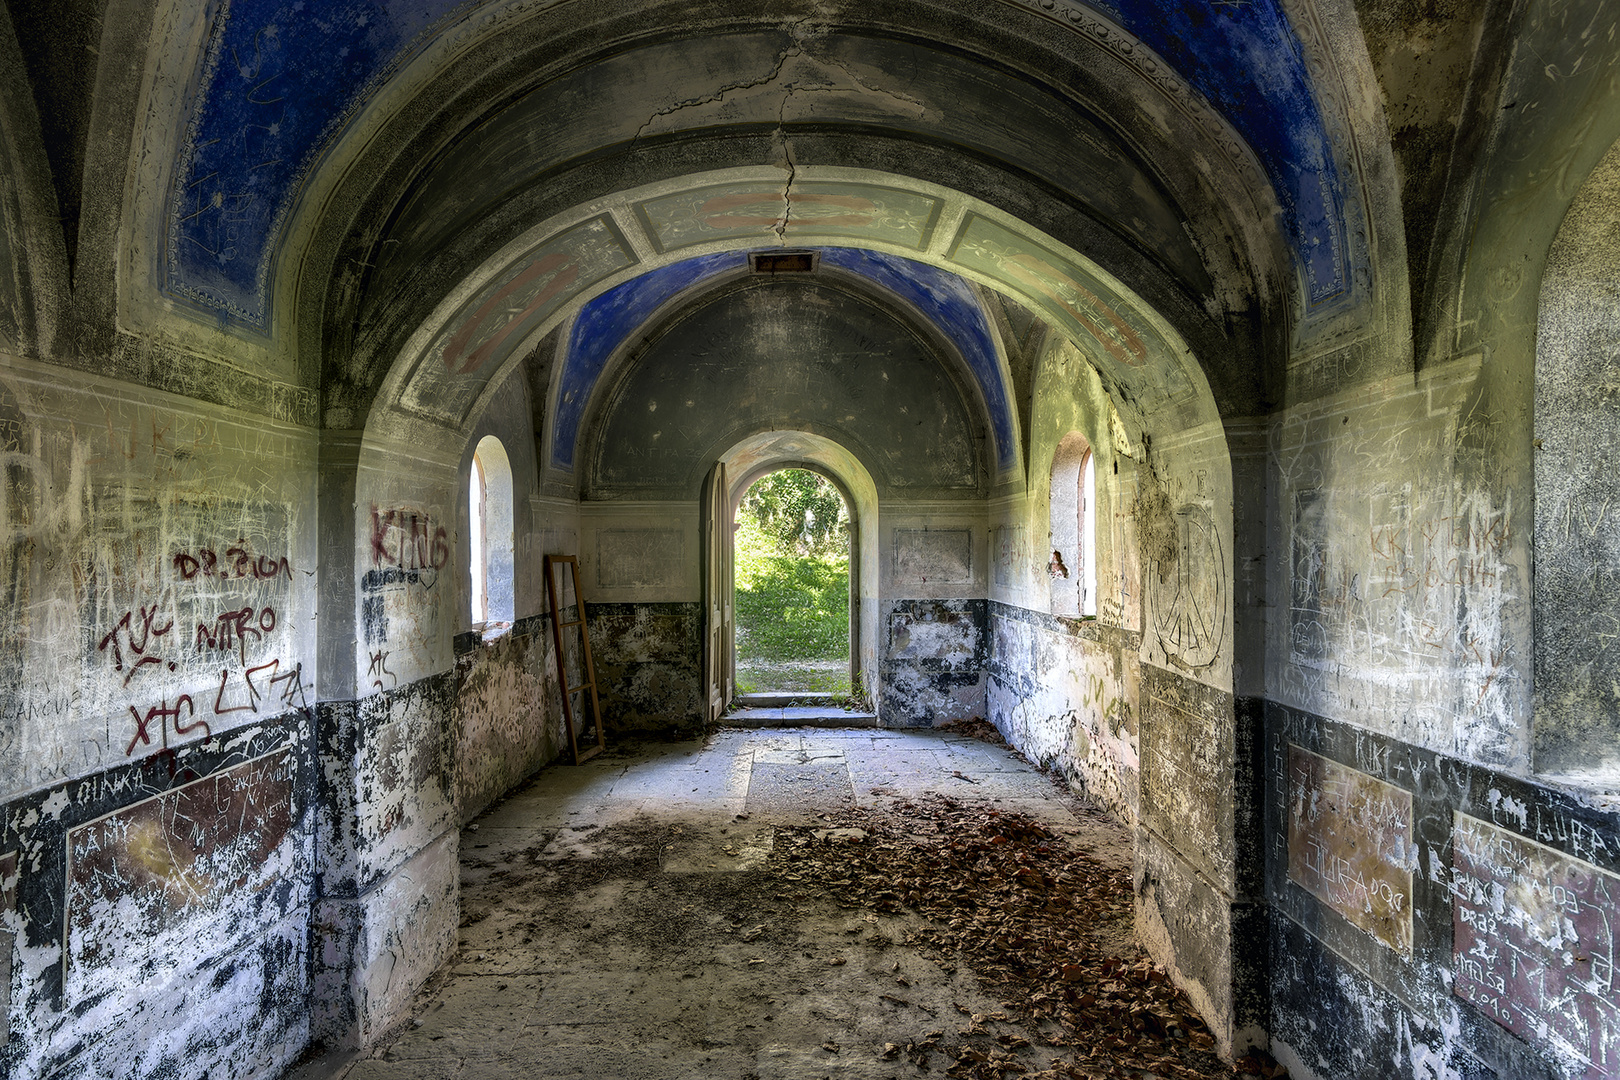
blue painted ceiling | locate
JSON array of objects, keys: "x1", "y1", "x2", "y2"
[
  {"x1": 550, "y1": 249, "x2": 1016, "y2": 475},
  {"x1": 163, "y1": 0, "x2": 1346, "y2": 328}
]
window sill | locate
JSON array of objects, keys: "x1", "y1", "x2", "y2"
[{"x1": 1536, "y1": 767, "x2": 1620, "y2": 813}]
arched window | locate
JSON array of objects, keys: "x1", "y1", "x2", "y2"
[
  {"x1": 469, "y1": 436, "x2": 515, "y2": 626},
  {"x1": 1050, "y1": 431, "x2": 1096, "y2": 617}
]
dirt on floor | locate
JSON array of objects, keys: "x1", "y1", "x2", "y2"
[{"x1": 340, "y1": 743, "x2": 1286, "y2": 1080}]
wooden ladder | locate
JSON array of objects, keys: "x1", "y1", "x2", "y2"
[{"x1": 543, "y1": 554, "x2": 605, "y2": 764}]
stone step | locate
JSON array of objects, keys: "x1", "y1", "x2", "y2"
[{"x1": 722, "y1": 705, "x2": 879, "y2": 728}]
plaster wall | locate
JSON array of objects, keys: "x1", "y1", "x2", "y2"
[
  {"x1": 986, "y1": 335, "x2": 1142, "y2": 825},
  {"x1": 0, "y1": 352, "x2": 320, "y2": 1079}
]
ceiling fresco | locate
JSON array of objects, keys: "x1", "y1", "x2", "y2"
[
  {"x1": 167, "y1": 0, "x2": 473, "y2": 328},
  {"x1": 548, "y1": 247, "x2": 1015, "y2": 478},
  {"x1": 161, "y1": 0, "x2": 1350, "y2": 332}
]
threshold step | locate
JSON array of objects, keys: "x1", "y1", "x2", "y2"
[
  {"x1": 723, "y1": 705, "x2": 879, "y2": 728},
  {"x1": 734, "y1": 692, "x2": 846, "y2": 707}
]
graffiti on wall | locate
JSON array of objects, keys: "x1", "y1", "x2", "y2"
[
  {"x1": 1452, "y1": 813, "x2": 1620, "y2": 1079},
  {"x1": 63, "y1": 748, "x2": 297, "y2": 1003},
  {"x1": 360, "y1": 505, "x2": 451, "y2": 684},
  {"x1": 1286, "y1": 744, "x2": 1415, "y2": 954},
  {"x1": 89, "y1": 532, "x2": 302, "y2": 762},
  {"x1": 1287, "y1": 472, "x2": 1518, "y2": 763},
  {"x1": 1150, "y1": 501, "x2": 1225, "y2": 671}
]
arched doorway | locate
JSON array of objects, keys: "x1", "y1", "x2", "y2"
[
  {"x1": 731, "y1": 467, "x2": 853, "y2": 698},
  {"x1": 703, "y1": 432, "x2": 883, "y2": 717}
]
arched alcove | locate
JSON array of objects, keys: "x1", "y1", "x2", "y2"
[{"x1": 1533, "y1": 133, "x2": 1620, "y2": 782}]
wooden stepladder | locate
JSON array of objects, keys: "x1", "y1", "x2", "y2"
[{"x1": 543, "y1": 555, "x2": 605, "y2": 764}]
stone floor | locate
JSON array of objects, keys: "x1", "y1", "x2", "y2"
[{"x1": 299, "y1": 726, "x2": 1134, "y2": 1080}]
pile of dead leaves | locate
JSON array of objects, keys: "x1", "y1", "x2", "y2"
[
  {"x1": 936, "y1": 717, "x2": 1008, "y2": 745},
  {"x1": 774, "y1": 794, "x2": 1287, "y2": 1080}
]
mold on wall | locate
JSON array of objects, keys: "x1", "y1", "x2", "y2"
[
  {"x1": 879, "y1": 598, "x2": 988, "y2": 726},
  {"x1": 311, "y1": 671, "x2": 459, "y2": 1047},
  {"x1": 586, "y1": 602, "x2": 703, "y2": 735},
  {"x1": 986, "y1": 603, "x2": 1141, "y2": 825},
  {"x1": 583, "y1": 276, "x2": 989, "y2": 500}
]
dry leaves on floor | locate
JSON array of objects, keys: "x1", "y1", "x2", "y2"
[
  {"x1": 774, "y1": 794, "x2": 1289, "y2": 1080},
  {"x1": 935, "y1": 718, "x2": 1008, "y2": 745}
]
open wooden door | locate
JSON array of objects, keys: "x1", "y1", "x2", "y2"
[{"x1": 701, "y1": 461, "x2": 733, "y2": 721}]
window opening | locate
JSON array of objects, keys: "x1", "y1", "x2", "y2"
[
  {"x1": 732, "y1": 468, "x2": 851, "y2": 695},
  {"x1": 1050, "y1": 432, "x2": 1096, "y2": 617},
  {"x1": 469, "y1": 436, "x2": 515, "y2": 628},
  {"x1": 469, "y1": 454, "x2": 487, "y2": 623}
]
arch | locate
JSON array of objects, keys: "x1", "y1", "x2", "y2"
[
  {"x1": 1533, "y1": 133, "x2": 1620, "y2": 781},
  {"x1": 469, "y1": 435, "x2": 514, "y2": 627},
  {"x1": 721, "y1": 431, "x2": 881, "y2": 699},
  {"x1": 578, "y1": 270, "x2": 993, "y2": 501},
  {"x1": 350, "y1": 165, "x2": 1226, "y2": 479},
  {"x1": 1049, "y1": 431, "x2": 1096, "y2": 618}
]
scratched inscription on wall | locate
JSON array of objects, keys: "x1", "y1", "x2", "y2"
[
  {"x1": 596, "y1": 528, "x2": 684, "y2": 589},
  {"x1": 63, "y1": 748, "x2": 296, "y2": 1003},
  {"x1": 1286, "y1": 744, "x2": 1414, "y2": 954},
  {"x1": 1452, "y1": 813, "x2": 1620, "y2": 1078},
  {"x1": 993, "y1": 525, "x2": 1027, "y2": 588},
  {"x1": 894, "y1": 529, "x2": 972, "y2": 585}
]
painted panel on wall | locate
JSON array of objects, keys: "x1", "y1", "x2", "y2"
[
  {"x1": 63, "y1": 748, "x2": 297, "y2": 1003},
  {"x1": 597, "y1": 529, "x2": 685, "y2": 589},
  {"x1": 401, "y1": 216, "x2": 636, "y2": 427},
  {"x1": 635, "y1": 180, "x2": 941, "y2": 253},
  {"x1": 893, "y1": 528, "x2": 972, "y2": 585},
  {"x1": 1453, "y1": 813, "x2": 1620, "y2": 1079},
  {"x1": 1286, "y1": 744, "x2": 1414, "y2": 954},
  {"x1": 948, "y1": 214, "x2": 1199, "y2": 420}
]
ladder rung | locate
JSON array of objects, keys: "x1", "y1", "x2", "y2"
[
  {"x1": 565, "y1": 682, "x2": 594, "y2": 695},
  {"x1": 559, "y1": 618, "x2": 582, "y2": 629}
]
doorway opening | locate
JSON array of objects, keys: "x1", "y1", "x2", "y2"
[{"x1": 732, "y1": 468, "x2": 852, "y2": 696}]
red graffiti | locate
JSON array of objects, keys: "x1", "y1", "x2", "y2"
[
  {"x1": 125, "y1": 695, "x2": 209, "y2": 756},
  {"x1": 212, "y1": 658, "x2": 297, "y2": 716},
  {"x1": 368, "y1": 649, "x2": 396, "y2": 692},
  {"x1": 174, "y1": 544, "x2": 291, "y2": 580},
  {"x1": 369, "y1": 508, "x2": 450, "y2": 571},
  {"x1": 195, "y1": 605, "x2": 277, "y2": 665},
  {"x1": 98, "y1": 605, "x2": 175, "y2": 671}
]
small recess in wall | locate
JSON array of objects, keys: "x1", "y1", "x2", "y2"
[{"x1": 750, "y1": 250, "x2": 818, "y2": 274}]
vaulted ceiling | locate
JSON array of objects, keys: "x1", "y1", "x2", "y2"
[{"x1": 2, "y1": 0, "x2": 1524, "y2": 435}]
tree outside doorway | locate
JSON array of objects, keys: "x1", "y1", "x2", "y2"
[{"x1": 733, "y1": 469, "x2": 852, "y2": 695}]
